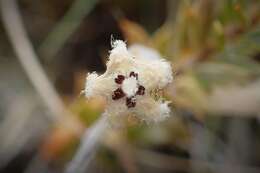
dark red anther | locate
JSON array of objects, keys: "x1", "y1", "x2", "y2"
[
  {"x1": 112, "y1": 88, "x2": 125, "y2": 100},
  {"x1": 136, "y1": 85, "x2": 145, "y2": 95},
  {"x1": 126, "y1": 97, "x2": 136, "y2": 108},
  {"x1": 115, "y1": 75, "x2": 125, "y2": 84},
  {"x1": 129, "y1": 71, "x2": 138, "y2": 79}
]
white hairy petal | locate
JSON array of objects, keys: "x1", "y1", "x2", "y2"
[
  {"x1": 106, "y1": 40, "x2": 135, "y2": 75},
  {"x1": 128, "y1": 44, "x2": 173, "y2": 90},
  {"x1": 103, "y1": 100, "x2": 128, "y2": 118},
  {"x1": 136, "y1": 57, "x2": 173, "y2": 91},
  {"x1": 129, "y1": 44, "x2": 162, "y2": 61},
  {"x1": 85, "y1": 72, "x2": 116, "y2": 99},
  {"x1": 132, "y1": 96, "x2": 171, "y2": 123}
]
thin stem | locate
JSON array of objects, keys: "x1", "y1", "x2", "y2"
[
  {"x1": 65, "y1": 116, "x2": 108, "y2": 173},
  {"x1": 1, "y1": 2, "x2": 109, "y2": 173}
]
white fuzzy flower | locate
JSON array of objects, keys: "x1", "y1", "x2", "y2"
[{"x1": 85, "y1": 40, "x2": 173, "y2": 123}]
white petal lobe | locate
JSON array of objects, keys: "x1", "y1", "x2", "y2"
[
  {"x1": 132, "y1": 96, "x2": 171, "y2": 123},
  {"x1": 85, "y1": 72, "x2": 115, "y2": 99}
]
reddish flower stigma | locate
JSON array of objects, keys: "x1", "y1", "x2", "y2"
[
  {"x1": 137, "y1": 85, "x2": 145, "y2": 95},
  {"x1": 112, "y1": 88, "x2": 125, "y2": 100},
  {"x1": 115, "y1": 75, "x2": 125, "y2": 84},
  {"x1": 129, "y1": 71, "x2": 138, "y2": 79},
  {"x1": 126, "y1": 97, "x2": 136, "y2": 108}
]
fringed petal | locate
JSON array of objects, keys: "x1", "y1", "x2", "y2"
[
  {"x1": 129, "y1": 45, "x2": 173, "y2": 90},
  {"x1": 132, "y1": 96, "x2": 171, "y2": 123},
  {"x1": 85, "y1": 72, "x2": 116, "y2": 99}
]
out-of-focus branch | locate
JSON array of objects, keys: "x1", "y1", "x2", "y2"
[
  {"x1": 0, "y1": 0, "x2": 82, "y2": 133},
  {"x1": 65, "y1": 116, "x2": 108, "y2": 173},
  {"x1": 0, "y1": 1, "x2": 112, "y2": 173},
  {"x1": 38, "y1": 0, "x2": 98, "y2": 60}
]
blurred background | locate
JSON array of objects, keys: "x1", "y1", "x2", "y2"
[{"x1": 0, "y1": 0, "x2": 260, "y2": 172}]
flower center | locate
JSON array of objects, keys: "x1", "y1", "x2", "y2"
[
  {"x1": 112, "y1": 72, "x2": 145, "y2": 108},
  {"x1": 122, "y1": 76, "x2": 138, "y2": 97}
]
